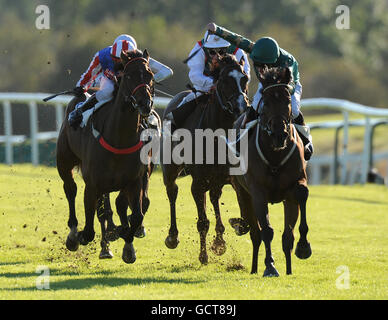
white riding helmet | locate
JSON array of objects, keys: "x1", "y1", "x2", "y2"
[
  {"x1": 113, "y1": 34, "x2": 137, "y2": 49},
  {"x1": 203, "y1": 31, "x2": 230, "y2": 48},
  {"x1": 110, "y1": 40, "x2": 136, "y2": 58}
]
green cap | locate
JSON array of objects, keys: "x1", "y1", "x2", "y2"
[{"x1": 250, "y1": 37, "x2": 280, "y2": 64}]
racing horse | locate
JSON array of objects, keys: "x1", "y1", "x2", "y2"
[
  {"x1": 56, "y1": 49, "x2": 154, "y2": 264},
  {"x1": 232, "y1": 66, "x2": 312, "y2": 276},
  {"x1": 162, "y1": 54, "x2": 249, "y2": 264}
]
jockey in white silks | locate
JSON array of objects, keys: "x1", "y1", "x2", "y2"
[
  {"x1": 68, "y1": 34, "x2": 173, "y2": 129},
  {"x1": 165, "y1": 32, "x2": 250, "y2": 124}
]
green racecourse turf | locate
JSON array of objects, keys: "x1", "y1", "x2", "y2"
[{"x1": 0, "y1": 164, "x2": 387, "y2": 300}]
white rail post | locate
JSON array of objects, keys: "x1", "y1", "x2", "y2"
[
  {"x1": 3, "y1": 100, "x2": 13, "y2": 164},
  {"x1": 361, "y1": 116, "x2": 371, "y2": 184},
  {"x1": 28, "y1": 101, "x2": 39, "y2": 165},
  {"x1": 340, "y1": 111, "x2": 349, "y2": 184},
  {"x1": 55, "y1": 103, "x2": 64, "y2": 133}
]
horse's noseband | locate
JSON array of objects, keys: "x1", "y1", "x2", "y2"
[{"x1": 122, "y1": 57, "x2": 154, "y2": 111}]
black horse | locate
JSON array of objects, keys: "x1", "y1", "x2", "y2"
[
  {"x1": 232, "y1": 67, "x2": 312, "y2": 276},
  {"x1": 57, "y1": 49, "x2": 154, "y2": 264},
  {"x1": 162, "y1": 54, "x2": 249, "y2": 264}
]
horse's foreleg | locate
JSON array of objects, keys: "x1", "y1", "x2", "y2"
[
  {"x1": 76, "y1": 185, "x2": 97, "y2": 245},
  {"x1": 97, "y1": 194, "x2": 115, "y2": 259},
  {"x1": 210, "y1": 187, "x2": 226, "y2": 256},
  {"x1": 63, "y1": 177, "x2": 79, "y2": 251},
  {"x1": 192, "y1": 180, "x2": 209, "y2": 265},
  {"x1": 282, "y1": 200, "x2": 299, "y2": 275},
  {"x1": 163, "y1": 165, "x2": 181, "y2": 249},
  {"x1": 234, "y1": 182, "x2": 261, "y2": 274},
  {"x1": 117, "y1": 180, "x2": 144, "y2": 264},
  {"x1": 57, "y1": 157, "x2": 79, "y2": 252},
  {"x1": 294, "y1": 183, "x2": 312, "y2": 260},
  {"x1": 252, "y1": 193, "x2": 278, "y2": 277}
]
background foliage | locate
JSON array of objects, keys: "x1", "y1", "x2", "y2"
[{"x1": 1, "y1": 0, "x2": 388, "y2": 107}]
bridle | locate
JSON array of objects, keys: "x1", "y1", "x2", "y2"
[
  {"x1": 259, "y1": 83, "x2": 292, "y2": 136},
  {"x1": 121, "y1": 57, "x2": 154, "y2": 111},
  {"x1": 215, "y1": 65, "x2": 248, "y2": 115},
  {"x1": 255, "y1": 83, "x2": 297, "y2": 173}
]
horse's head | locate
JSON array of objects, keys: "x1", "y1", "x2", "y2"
[
  {"x1": 120, "y1": 49, "x2": 154, "y2": 117},
  {"x1": 258, "y1": 67, "x2": 293, "y2": 151},
  {"x1": 213, "y1": 54, "x2": 249, "y2": 119}
]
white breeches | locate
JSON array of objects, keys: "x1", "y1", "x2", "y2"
[
  {"x1": 252, "y1": 82, "x2": 302, "y2": 119},
  {"x1": 95, "y1": 76, "x2": 115, "y2": 102},
  {"x1": 177, "y1": 91, "x2": 205, "y2": 108}
]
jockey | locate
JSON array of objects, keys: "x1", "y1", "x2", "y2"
[
  {"x1": 165, "y1": 31, "x2": 250, "y2": 126},
  {"x1": 68, "y1": 34, "x2": 173, "y2": 128},
  {"x1": 207, "y1": 23, "x2": 313, "y2": 161}
]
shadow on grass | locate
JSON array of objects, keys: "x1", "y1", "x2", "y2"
[
  {"x1": 1, "y1": 274, "x2": 204, "y2": 292},
  {"x1": 310, "y1": 194, "x2": 388, "y2": 205}
]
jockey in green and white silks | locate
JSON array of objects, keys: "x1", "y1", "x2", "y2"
[
  {"x1": 207, "y1": 23, "x2": 313, "y2": 160},
  {"x1": 177, "y1": 31, "x2": 251, "y2": 108}
]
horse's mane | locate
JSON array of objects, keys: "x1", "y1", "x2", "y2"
[
  {"x1": 122, "y1": 49, "x2": 144, "y2": 59},
  {"x1": 259, "y1": 67, "x2": 293, "y2": 88}
]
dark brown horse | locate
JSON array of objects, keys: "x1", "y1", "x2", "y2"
[
  {"x1": 56, "y1": 49, "x2": 154, "y2": 264},
  {"x1": 232, "y1": 67, "x2": 312, "y2": 276},
  {"x1": 162, "y1": 54, "x2": 249, "y2": 264}
]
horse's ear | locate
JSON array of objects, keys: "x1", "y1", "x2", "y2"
[
  {"x1": 120, "y1": 50, "x2": 129, "y2": 63},
  {"x1": 143, "y1": 48, "x2": 150, "y2": 61}
]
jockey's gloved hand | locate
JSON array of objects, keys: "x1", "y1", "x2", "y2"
[{"x1": 73, "y1": 86, "x2": 85, "y2": 97}]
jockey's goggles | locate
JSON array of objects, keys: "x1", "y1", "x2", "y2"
[{"x1": 208, "y1": 48, "x2": 228, "y2": 56}]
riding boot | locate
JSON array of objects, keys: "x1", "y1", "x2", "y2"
[
  {"x1": 168, "y1": 94, "x2": 209, "y2": 129},
  {"x1": 293, "y1": 111, "x2": 314, "y2": 161},
  {"x1": 68, "y1": 94, "x2": 98, "y2": 129}
]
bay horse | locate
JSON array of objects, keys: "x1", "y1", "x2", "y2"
[
  {"x1": 232, "y1": 67, "x2": 312, "y2": 276},
  {"x1": 162, "y1": 54, "x2": 249, "y2": 264},
  {"x1": 56, "y1": 49, "x2": 154, "y2": 264}
]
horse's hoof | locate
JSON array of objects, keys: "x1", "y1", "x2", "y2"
[
  {"x1": 105, "y1": 227, "x2": 120, "y2": 242},
  {"x1": 263, "y1": 264, "x2": 279, "y2": 277},
  {"x1": 165, "y1": 235, "x2": 179, "y2": 249},
  {"x1": 77, "y1": 230, "x2": 94, "y2": 246},
  {"x1": 122, "y1": 243, "x2": 136, "y2": 264},
  {"x1": 134, "y1": 225, "x2": 146, "y2": 238},
  {"x1": 66, "y1": 235, "x2": 79, "y2": 252},
  {"x1": 211, "y1": 238, "x2": 227, "y2": 256},
  {"x1": 295, "y1": 241, "x2": 312, "y2": 259},
  {"x1": 99, "y1": 248, "x2": 114, "y2": 259},
  {"x1": 199, "y1": 252, "x2": 208, "y2": 265},
  {"x1": 229, "y1": 218, "x2": 250, "y2": 236}
]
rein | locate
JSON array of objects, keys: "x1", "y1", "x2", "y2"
[
  {"x1": 91, "y1": 121, "x2": 143, "y2": 155},
  {"x1": 90, "y1": 55, "x2": 153, "y2": 155},
  {"x1": 255, "y1": 122, "x2": 297, "y2": 173}
]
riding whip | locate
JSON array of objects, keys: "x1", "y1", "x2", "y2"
[
  {"x1": 182, "y1": 31, "x2": 211, "y2": 64},
  {"x1": 42, "y1": 90, "x2": 75, "y2": 102}
]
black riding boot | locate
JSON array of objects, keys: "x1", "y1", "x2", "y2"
[
  {"x1": 165, "y1": 94, "x2": 209, "y2": 129},
  {"x1": 293, "y1": 111, "x2": 314, "y2": 161},
  {"x1": 68, "y1": 94, "x2": 98, "y2": 129}
]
